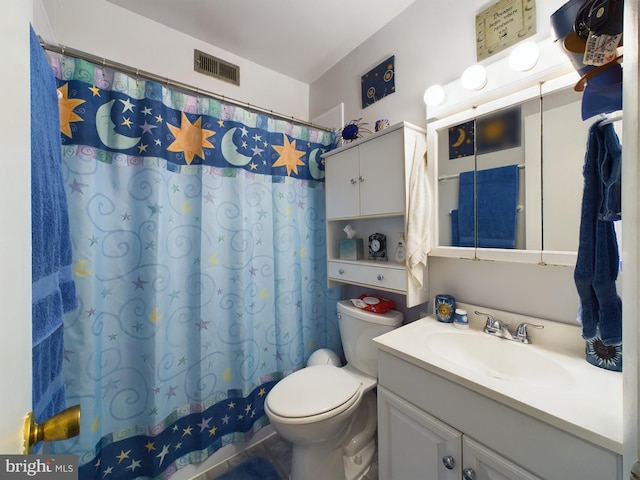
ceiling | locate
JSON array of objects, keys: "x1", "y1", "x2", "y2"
[{"x1": 106, "y1": 0, "x2": 416, "y2": 84}]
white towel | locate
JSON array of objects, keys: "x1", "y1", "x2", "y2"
[{"x1": 406, "y1": 143, "x2": 432, "y2": 288}]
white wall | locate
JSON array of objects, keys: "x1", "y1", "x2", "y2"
[
  {"x1": 0, "y1": 0, "x2": 33, "y2": 453},
  {"x1": 37, "y1": 0, "x2": 311, "y2": 121},
  {"x1": 311, "y1": 0, "x2": 582, "y2": 323},
  {"x1": 311, "y1": 0, "x2": 568, "y2": 127}
]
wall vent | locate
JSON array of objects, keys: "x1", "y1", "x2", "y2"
[{"x1": 194, "y1": 49, "x2": 240, "y2": 86}]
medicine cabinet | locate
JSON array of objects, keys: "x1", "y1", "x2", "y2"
[{"x1": 427, "y1": 73, "x2": 596, "y2": 266}]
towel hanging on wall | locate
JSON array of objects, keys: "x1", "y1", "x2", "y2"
[
  {"x1": 574, "y1": 119, "x2": 622, "y2": 371},
  {"x1": 30, "y1": 25, "x2": 78, "y2": 424},
  {"x1": 406, "y1": 147, "x2": 432, "y2": 288}
]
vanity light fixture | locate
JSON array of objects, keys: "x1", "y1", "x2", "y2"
[
  {"x1": 423, "y1": 84, "x2": 447, "y2": 106},
  {"x1": 508, "y1": 41, "x2": 540, "y2": 72},
  {"x1": 461, "y1": 64, "x2": 487, "y2": 91}
]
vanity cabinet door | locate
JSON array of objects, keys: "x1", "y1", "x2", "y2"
[
  {"x1": 378, "y1": 387, "x2": 461, "y2": 480},
  {"x1": 462, "y1": 436, "x2": 541, "y2": 480}
]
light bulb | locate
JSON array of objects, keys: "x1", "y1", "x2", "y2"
[
  {"x1": 461, "y1": 64, "x2": 487, "y2": 91},
  {"x1": 423, "y1": 85, "x2": 447, "y2": 106},
  {"x1": 508, "y1": 41, "x2": 539, "y2": 72}
]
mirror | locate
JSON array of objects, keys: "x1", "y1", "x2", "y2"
[
  {"x1": 428, "y1": 74, "x2": 594, "y2": 266},
  {"x1": 540, "y1": 86, "x2": 591, "y2": 253}
]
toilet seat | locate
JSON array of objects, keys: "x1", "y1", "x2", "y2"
[{"x1": 266, "y1": 365, "x2": 361, "y2": 419}]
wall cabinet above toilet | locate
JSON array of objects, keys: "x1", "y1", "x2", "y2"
[
  {"x1": 322, "y1": 122, "x2": 429, "y2": 307},
  {"x1": 325, "y1": 127, "x2": 405, "y2": 219}
]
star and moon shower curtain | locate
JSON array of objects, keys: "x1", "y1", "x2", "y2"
[{"x1": 46, "y1": 51, "x2": 341, "y2": 479}]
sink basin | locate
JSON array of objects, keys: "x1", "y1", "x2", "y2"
[{"x1": 423, "y1": 331, "x2": 575, "y2": 388}]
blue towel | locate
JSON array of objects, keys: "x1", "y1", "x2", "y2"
[
  {"x1": 574, "y1": 120, "x2": 622, "y2": 347},
  {"x1": 598, "y1": 121, "x2": 622, "y2": 221},
  {"x1": 477, "y1": 164, "x2": 519, "y2": 248},
  {"x1": 457, "y1": 171, "x2": 475, "y2": 247},
  {"x1": 30, "y1": 25, "x2": 78, "y2": 424},
  {"x1": 457, "y1": 165, "x2": 519, "y2": 249},
  {"x1": 451, "y1": 209, "x2": 459, "y2": 246}
]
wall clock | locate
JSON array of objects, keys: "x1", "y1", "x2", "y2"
[{"x1": 368, "y1": 233, "x2": 388, "y2": 261}]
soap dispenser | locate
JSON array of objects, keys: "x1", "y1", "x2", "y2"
[{"x1": 395, "y1": 233, "x2": 405, "y2": 263}]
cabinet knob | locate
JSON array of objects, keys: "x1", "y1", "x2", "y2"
[
  {"x1": 358, "y1": 175, "x2": 365, "y2": 182},
  {"x1": 338, "y1": 269, "x2": 345, "y2": 275},
  {"x1": 377, "y1": 274, "x2": 384, "y2": 281},
  {"x1": 462, "y1": 468, "x2": 476, "y2": 480},
  {"x1": 442, "y1": 456, "x2": 455, "y2": 470},
  {"x1": 350, "y1": 178, "x2": 357, "y2": 185}
]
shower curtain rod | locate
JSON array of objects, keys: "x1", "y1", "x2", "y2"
[{"x1": 39, "y1": 39, "x2": 333, "y2": 133}]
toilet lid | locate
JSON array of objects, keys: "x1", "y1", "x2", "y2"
[{"x1": 267, "y1": 365, "x2": 361, "y2": 418}]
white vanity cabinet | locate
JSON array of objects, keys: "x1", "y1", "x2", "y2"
[
  {"x1": 377, "y1": 350, "x2": 622, "y2": 480},
  {"x1": 378, "y1": 387, "x2": 540, "y2": 480},
  {"x1": 377, "y1": 387, "x2": 462, "y2": 480},
  {"x1": 323, "y1": 122, "x2": 429, "y2": 307}
]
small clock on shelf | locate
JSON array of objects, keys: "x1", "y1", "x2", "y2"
[{"x1": 368, "y1": 233, "x2": 388, "y2": 261}]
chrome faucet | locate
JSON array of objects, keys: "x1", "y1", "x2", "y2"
[
  {"x1": 475, "y1": 311, "x2": 543, "y2": 344},
  {"x1": 513, "y1": 322, "x2": 544, "y2": 344}
]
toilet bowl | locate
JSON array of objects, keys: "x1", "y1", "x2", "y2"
[{"x1": 264, "y1": 300, "x2": 403, "y2": 480}]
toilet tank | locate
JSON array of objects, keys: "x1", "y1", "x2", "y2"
[{"x1": 336, "y1": 300, "x2": 403, "y2": 378}]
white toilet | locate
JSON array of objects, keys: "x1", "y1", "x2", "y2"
[{"x1": 264, "y1": 299, "x2": 403, "y2": 480}]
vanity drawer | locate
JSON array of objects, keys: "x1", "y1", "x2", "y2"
[{"x1": 328, "y1": 261, "x2": 406, "y2": 291}]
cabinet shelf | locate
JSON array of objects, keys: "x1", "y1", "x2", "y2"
[{"x1": 327, "y1": 259, "x2": 405, "y2": 268}]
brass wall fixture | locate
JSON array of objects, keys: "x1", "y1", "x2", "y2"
[{"x1": 23, "y1": 404, "x2": 80, "y2": 453}]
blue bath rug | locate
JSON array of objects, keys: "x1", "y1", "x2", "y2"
[{"x1": 215, "y1": 456, "x2": 281, "y2": 480}]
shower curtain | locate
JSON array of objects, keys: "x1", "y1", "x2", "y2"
[{"x1": 47, "y1": 52, "x2": 341, "y2": 479}]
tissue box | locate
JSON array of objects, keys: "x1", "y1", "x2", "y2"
[{"x1": 339, "y1": 238, "x2": 364, "y2": 260}]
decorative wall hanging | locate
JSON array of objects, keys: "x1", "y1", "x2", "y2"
[
  {"x1": 476, "y1": 106, "x2": 522, "y2": 155},
  {"x1": 337, "y1": 118, "x2": 371, "y2": 144},
  {"x1": 475, "y1": 0, "x2": 536, "y2": 61},
  {"x1": 361, "y1": 55, "x2": 395, "y2": 108},
  {"x1": 449, "y1": 120, "x2": 475, "y2": 159}
]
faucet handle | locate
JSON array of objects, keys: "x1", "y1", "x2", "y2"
[
  {"x1": 514, "y1": 322, "x2": 544, "y2": 343},
  {"x1": 475, "y1": 311, "x2": 504, "y2": 332}
]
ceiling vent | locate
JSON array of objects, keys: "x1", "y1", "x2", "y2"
[{"x1": 194, "y1": 49, "x2": 240, "y2": 86}]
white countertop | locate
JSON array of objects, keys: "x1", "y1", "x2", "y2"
[{"x1": 374, "y1": 305, "x2": 623, "y2": 454}]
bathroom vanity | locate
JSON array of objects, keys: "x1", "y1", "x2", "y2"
[
  {"x1": 322, "y1": 122, "x2": 429, "y2": 307},
  {"x1": 374, "y1": 305, "x2": 622, "y2": 479}
]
